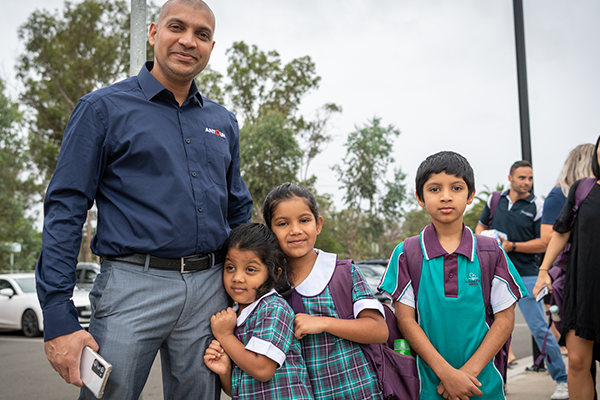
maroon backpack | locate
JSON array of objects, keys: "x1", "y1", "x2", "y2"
[
  {"x1": 288, "y1": 259, "x2": 419, "y2": 400},
  {"x1": 402, "y1": 234, "x2": 512, "y2": 384}
]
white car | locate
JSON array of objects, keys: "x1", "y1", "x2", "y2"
[{"x1": 0, "y1": 273, "x2": 91, "y2": 337}]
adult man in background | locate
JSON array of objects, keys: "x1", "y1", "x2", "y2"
[
  {"x1": 476, "y1": 160, "x2": 568, "y2": 400},
  {"x1": 35, "y1": 1, "x2": 252, "y2": 398}
]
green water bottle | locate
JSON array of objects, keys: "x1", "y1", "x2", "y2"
[{"x1": 394, "y1": 339, "x2": 411, "y2": 355}]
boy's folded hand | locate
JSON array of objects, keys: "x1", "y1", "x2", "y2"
[{"x1": 437, "y1": 367, "x2": 482, "y2": 400}]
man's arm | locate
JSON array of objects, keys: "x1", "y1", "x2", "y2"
[
  {"x1": 37, "y1": 99, "x2": 106, "y2": 384},
  {"x1": 499, "y1": 237, "x2": 546, "y2": 254},
  {"x1": 395, "y1": 301, "x2": 483, "y2": 399},
  {"x1": 475, "y1": 222, "x2": 487, "y2": 235},
  {"x1": 225, "y1": 115, "x2": 253, "y2": 228}
]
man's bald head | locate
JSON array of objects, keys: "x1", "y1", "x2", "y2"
[{"x1": 158, "y1": 0, "x2": 216, "y2": 31}]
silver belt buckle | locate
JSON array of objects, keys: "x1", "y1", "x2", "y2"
[{"x1": 180, "y1": 253, "x2": 213, "y2": 273}]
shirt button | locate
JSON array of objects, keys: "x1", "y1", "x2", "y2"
[
  {"x1": 449, "y1": 273, "x2": 454, "y2": 278},
  {"x1": 191, "y1": 172, "x2": 197, "y2": 177},
  {"x1": 186, "y1": 138, "x2": 191, "y2": 144},
  {"x1": 179, "y1": 109, "x2": 182, "y2": 113},
  {"x1": 198, "y1": 207, "x2": 203, "y2": 212}
]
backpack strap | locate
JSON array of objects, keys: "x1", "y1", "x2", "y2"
[
  {"x1": 474, "y1": 235, "x2": 500, "y2": 320},
  {"x1": 570, "y1": 177, "x2": 596, "y2": 227},
  {"x1": 487, "y1": 191, "x2": 502, "y2": 228},
  {"x1": 402, "y1": 235, "x2": 424, "y2": 300},
  {"x1": 328, "y1": 258, "x2": 355, "y2": 320}
]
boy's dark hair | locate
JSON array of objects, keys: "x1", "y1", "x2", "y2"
[
  {"x1": 415, "y1": 151, "x2": 475, "y2": 202},
  {"x1": 227, "y1": 222, "x2": 291, "y2": 298},
  {"x1": 593, "y1": 135, "x2": 600, "y2": 180},
  {"x1": 509, "y1": 160, "x2": 532, "y2": 175},
  {"x1": 262, "y1": 182, "x2": 319, "y2": 229}
]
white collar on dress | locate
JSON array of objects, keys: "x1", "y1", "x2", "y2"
[
  {"x1": 235, "y1": 288, "x2": 279, "y2": 326},
  {"x1": 294, "y1": 249, "x2": 337, "y2": 297}
]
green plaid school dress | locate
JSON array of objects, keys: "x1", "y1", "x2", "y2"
[
  {"x1": 232, "y1": 290, "x2": 314, "y2": 400},
  {"x1": 295, "y1": 250, "x2": 383, "y2": 400}
]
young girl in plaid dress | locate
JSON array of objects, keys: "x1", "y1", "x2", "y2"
[
  {"x1": 203, "y1": 223, "x2": 314, "y2": 400},
  {"x1": 263, "y1": 183, "x2": 388, "y2": 400}
]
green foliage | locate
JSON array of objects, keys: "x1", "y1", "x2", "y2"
[
  {"x1": 0, "y1": 80, "x2": 42, "y2": 271},
  {"x1": 332, "y1": 117, "x2": 407, "y2": 258},
  {"x1": 204, "y1": 41, "x2": 341, "y2": 213},
  {"x1": 463, "y1": 184, "x2": 505, "y2": 231},
  {"x1": 16, "y1": 0, "x2": 160, "y2": 184},
  {"x1": 240, "y1": 111, "x2": 302, "y2": 222},
  {"x1": 225, "y1": 41, "x2": 321, "y2": 125}
]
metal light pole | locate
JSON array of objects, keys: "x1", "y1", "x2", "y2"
[
  {"x1": 513, "y1": 0, "x2": 532, "y2": 164},
  {"x1": 130, "y1": 0, "x2": 147, "y2": 77}
]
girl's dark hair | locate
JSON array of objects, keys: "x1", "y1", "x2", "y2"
[
  {"x1": 593, "y1": 135, "x2": 600, "y2": 180},
  {"x1": 262, "y1": 182, "x2": 319, "y2": 228},
  {"x1": 227, "y1": 222, "x2": 291, "y2": 298},
  {"x1": 415, "y1": 151, "x2": 475, "y2": 202}
]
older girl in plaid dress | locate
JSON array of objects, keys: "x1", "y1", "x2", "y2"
[
  {"x1": 263, "y1": 183, "x2": 388, "y2": 400},
  {"x1": 203, "y1": 223, "x2": 313, "y2": 400}
]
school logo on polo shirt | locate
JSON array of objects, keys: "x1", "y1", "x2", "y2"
[{"x1": 466, "y1": 272, "x2": 480, "y2": 286}]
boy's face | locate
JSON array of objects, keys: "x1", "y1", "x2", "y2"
[{"x1": 416, "y1": 172, "x2": 475, "y2": 227}]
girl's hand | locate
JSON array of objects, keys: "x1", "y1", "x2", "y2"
[
  {"x1": 294, "y1": 313, "x2": 327, "y2": 339},
  {"x1": 533, "y1": 270, "x2": 553, "y2": 297},
  {"x1": 210, "y1": 308, "x2": 237, "y2": 341},
  {"x1": 203, "y1": 340, "x2": 231, "y2": 376}
]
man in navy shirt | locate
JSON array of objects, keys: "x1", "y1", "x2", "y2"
[
  {"x1": 476, "y1": 161, "x2": 568, "y2": 400},
  {"x1": 35, "y1": 1, "x2": 252, "y2": 398}
]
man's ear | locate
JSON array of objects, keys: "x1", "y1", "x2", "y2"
[{"x1": 148, "y1": 23, "x2": 157, "y2": 46}]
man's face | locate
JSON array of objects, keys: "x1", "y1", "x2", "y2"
[
  {"x1": 148, "y1": 2, "x2": 215, "y2": 87},
  {"x1": 508, "y1": 166, "x2": 533, "y2": 195}
]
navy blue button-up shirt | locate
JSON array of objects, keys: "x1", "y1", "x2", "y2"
[{"x1": 36, "y1": 62, "x2": 253, "y2": 340}]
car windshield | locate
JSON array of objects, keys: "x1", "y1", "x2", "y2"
[{"x1": 14, "y1": 277, "x2": 36, "y2": 293}]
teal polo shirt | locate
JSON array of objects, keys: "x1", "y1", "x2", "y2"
[{"x1": 379, "y1": 224, "x2": 527, "y2": 400}]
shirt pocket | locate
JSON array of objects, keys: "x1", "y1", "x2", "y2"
[{"x1": 204, "y1": 130, "x2": 232, "y2": 187}]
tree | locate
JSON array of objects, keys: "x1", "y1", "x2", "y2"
[
  {"x1": 0, "y1": 80, "x2": 41, "y2": 271},
  {"x1": 17, "y1": 0, "x2": 132, "y2": 184},
  {"x1": 333, "y1": 117, "x2": 406, "y2": 258},
  {"x1": 240, "y1": 111, "x2": 302, "y2": 221},
  {"x1": 201, "y1": 41, "x2": 341, "y2": 216}
]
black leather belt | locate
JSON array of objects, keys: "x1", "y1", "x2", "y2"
[{"x1": 102, "y1": 251, "x2": 225, "y2": 273}]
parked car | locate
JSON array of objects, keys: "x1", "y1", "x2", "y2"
[
  {"x1": 355, "y1": 259, "x2": 389, "y2": 303},
  {"x1": 76, "y1": 262, "x2": 101, "y2": 291},
  {"x1": 0, "y1": 273, "x2": 91, "y2": 337}
]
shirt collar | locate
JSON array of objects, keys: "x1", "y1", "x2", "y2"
[
  {"x1": 294, "y1": 249, "x2": 337, "y2": 297},
  {"x1": 421, "y1": 223, "x2": 475, "y2": 261},
  {"x1": 234, "y1": 288, "x2": 279, "y2": 326},
  {"x1": 137, "y1": 61, "x2": 204, "y2": 106}
]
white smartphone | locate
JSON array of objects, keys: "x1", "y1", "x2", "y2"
[
  {"x1": 80, "y1": 346, "x2": 112, "y2": 398},
  {"x1": 535, "y1": 286, "x2": 549, "y2": 302}
]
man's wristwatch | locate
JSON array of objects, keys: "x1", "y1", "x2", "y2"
[{"x1": 512, "y1": 241, "x2": 516, "y2": 251}]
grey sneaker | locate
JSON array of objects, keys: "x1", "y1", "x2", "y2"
[{"x1": 550, "y1": 382, "x2": 569, "y2": 400}]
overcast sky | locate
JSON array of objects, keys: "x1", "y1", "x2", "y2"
[{"x1": 2, "y1": 0, "x2": 599, "y2": 213}]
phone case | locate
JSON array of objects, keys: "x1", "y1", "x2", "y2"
[{"x1": 80, "y1": 346, "x2": 112, "y2": 398}]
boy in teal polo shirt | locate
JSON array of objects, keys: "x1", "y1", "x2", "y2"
[{"x1": 379, "y1": 151, "x2": 527, "y2": 400}]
